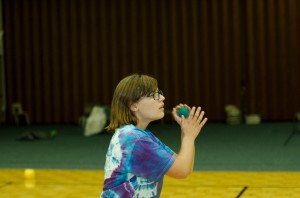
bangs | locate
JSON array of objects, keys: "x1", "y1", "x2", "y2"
[
  {"x1": 134, "y1": 75, "x2": 158, "y2": 100},
  {"x1": 122, "y1": 74, "x2": 158, "y2": 103}
]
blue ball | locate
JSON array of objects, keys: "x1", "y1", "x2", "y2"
[{"x1": 178, "y1": 107, "x2": 189, "y2": 118}]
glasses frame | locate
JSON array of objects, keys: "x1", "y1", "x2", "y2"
[{"x1": 148, "y1": 90, "x2": 163, "y2": 100}]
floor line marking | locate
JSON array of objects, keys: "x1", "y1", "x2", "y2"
[{"x1": 236, "y1": 186, "x2": 247, "y2": 198}]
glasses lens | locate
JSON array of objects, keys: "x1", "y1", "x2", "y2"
[
  {"x1": 155, "y1": 90, "x2": 163, "y2": 100},
  {"x1": 154, "y1": 92, "x2": 159, "y2": 100},
  {"x1": 149, "y1": 90, "x2": 163, "y2": 100}
]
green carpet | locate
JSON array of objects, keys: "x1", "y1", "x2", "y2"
[{"x1": 0, "y1": 122, "x2": 299, "y2": 171}]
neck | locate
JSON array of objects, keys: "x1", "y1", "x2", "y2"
[{"x1": 135, "y1": 122, "x2": 149, "y2": 130}]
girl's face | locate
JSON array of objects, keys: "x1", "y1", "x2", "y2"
[{"x1": 131, "y1": 90, "x2": 165, "y2": 129}]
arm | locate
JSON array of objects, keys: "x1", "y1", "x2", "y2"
[
  {"x1": 191, "y1": 145, "x2": 195, "y2": 172},
  {"x1": 172, "y1": 134, "x2": 195, "y2": 172},
  {"x1": 166, "y1": 105, "x2": 207, "y2": 179}
]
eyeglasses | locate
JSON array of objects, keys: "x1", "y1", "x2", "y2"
[{"x1": 148, "y1": 90, "x2": 163, "y2": 100}]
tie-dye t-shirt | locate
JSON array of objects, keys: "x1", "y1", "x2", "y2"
[{"x1": 100, "y1": 124, "x2": 175, "y2": 198}]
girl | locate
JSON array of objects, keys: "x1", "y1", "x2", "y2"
[{"x1": 100, "y1": 74, "x2": 207, "y2": 198}]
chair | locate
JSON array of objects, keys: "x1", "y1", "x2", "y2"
[
  {"x1": 11, "y1": 102, "x2": 30, "y2": 125},
  {"x1": 225, "y1": 104, "x2": 242, "y2": 125}
]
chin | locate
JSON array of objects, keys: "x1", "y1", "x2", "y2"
[
  {"x1": 152, "y1": 112, "x2": 164, "y2": 121},
  {"x1": 158, "y1": 112, "x2": 165, "y2": 119}
]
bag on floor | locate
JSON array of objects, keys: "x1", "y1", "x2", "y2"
[{"x1": 84, "y1": 106, "x2": 107, "y2": 136}]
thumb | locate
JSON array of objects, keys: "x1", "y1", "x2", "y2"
[{"x1": 180, "y1": 115, "x2": 185, "y2": 124}]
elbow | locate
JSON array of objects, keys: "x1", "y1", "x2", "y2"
[
  {"x1": 166, "y1": 157, "x2": 194, "y2": 179},
  {"x1": 166, "y1": 168, "x2": 192, "y2": 179},
  {"x1": 174, "y1": 169, "x2": 192, "y2": 179}
]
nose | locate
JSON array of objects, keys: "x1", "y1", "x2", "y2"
[{"x1": 160, "y1": 94, "x2": 165, "y2": 101}]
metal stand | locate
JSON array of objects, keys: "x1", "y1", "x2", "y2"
[{"x1": 283, "y1": 113, "x2": 300, "y2": 146}]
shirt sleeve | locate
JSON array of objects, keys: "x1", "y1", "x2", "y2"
[
  {"x1": 127, "y1": 137, "x2": 175, "y2": 182},
  {"x1": 153, "y1": 136, "x2": 175, "y2": 155}
]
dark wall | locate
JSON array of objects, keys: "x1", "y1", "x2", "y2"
[{"x1": 3, "y1": 0, "x2": 300, "y2": 123}]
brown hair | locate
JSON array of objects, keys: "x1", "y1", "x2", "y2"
[{"x1": 106, "y1": 74, "x2": 158, "y2": 132}]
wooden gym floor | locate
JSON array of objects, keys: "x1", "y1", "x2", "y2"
[
  {"x1": 1, "y1": 169, "x2": 300, "y2": 198},
  {"x1": 1, "y1": 122, "x2": 300, "y2": 197}
]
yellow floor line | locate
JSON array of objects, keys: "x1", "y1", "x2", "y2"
[{"x1": 1, "y1": 169, "x2": 300, "y2": 198}]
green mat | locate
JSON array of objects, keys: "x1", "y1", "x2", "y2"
[{"x1": 0, "y1": 122, "x2": 299, "y2": 171}]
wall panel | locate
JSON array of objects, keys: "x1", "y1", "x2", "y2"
[
  {"x1": 244, "y1": 0, "x2": 300, "y2": 120},
  {"x1": 3, "y1": 0, "x2": 298, "y2": 123}
]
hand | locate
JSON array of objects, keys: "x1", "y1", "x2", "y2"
[
  {"x1": 172, "y1": 104, "x2": 190, "y2": 125},
  {"x1": 179, "y1": 106, "x2": 208, "y2": 140}
]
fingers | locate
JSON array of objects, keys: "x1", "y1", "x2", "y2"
[
  {"x1": 189, "y1": 106, "x2": 207, "y2": 125},
  {"x1": 197, "y1": 109, "x2": 204, "y2": 121},
  {"x1": 199, "y1": 117, "x2": 208, "y2": 127},
  {"x1": 174, "y1": 103, "x2": 191, "y2": 110},
  {"x1": 189, "y1": 106, "x2": 201, "y2": 119}
]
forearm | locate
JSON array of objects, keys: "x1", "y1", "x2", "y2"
[
  {"x1": 190, "y1": 145, "x2": 195, "y2": 172},
  {"x1": 181, "y1": 131, "x2": 195, "y2": 173},
  {"x1": 167, "y1": 136, "x2": 195, "y2": 178}
]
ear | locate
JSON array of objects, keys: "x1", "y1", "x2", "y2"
[{"x1": 130, "y1": 103, "x2": 139, "y2": 112}]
